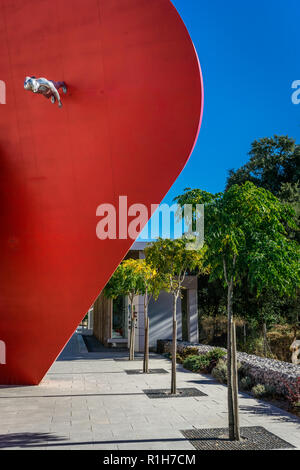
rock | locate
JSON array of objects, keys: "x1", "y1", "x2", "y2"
[{"x1": 290, "y1": 339, "x2": 300, "y2": 365}]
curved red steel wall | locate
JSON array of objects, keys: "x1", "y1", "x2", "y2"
[{"x1": 0, "y1": 0, "x2": 203, "y2": 384}]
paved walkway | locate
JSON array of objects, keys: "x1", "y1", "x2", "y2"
[{"x1": 0, "y1": 333, "x2": 299, "y2": 450}]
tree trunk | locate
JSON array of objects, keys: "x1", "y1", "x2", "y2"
[
  {"x1": 227, "y1": 281, "x2": 235, "y2": 440},
  {"x1": 262, "y1": 321, "x2": 273, "y2": 357},
  {"x1": 143, "y1": 290, "x2": 149, "y2": 373},
  {"x1": 129, "y1": 301, "x2": 135, "y2": 361},
  {"x1": 262, "y1": 322, "x2": 267, "y2": 357},
  {"x1": 129, "y1": 320, "x2": 133, "y2": 360},
  {"x1": 227, "y1": 282, "x2": 240, "y2": 441},
  {"x1": 231, "y1": 319, "x2": 240, "y2": 441},
  {"x1": 132, "y1": 306, "x2": 135, "y2": 361},
  {"x1": 263, "y1": 322, "x2": 272, "y2": 357},
  {"x1": 171, "y1": 294, "x2": 177, "y2": 395},
  {"x1": 143, "y1": 315, "x2": 149, "y2": 373}
]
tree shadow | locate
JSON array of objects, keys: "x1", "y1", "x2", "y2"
[
  {"x1": 0, "y1": 435, "x2": 190, "y2": 449},
  {"x1": 239, "y1": 402, "x2": 300, "y2": 426},
  {"x1": 47, "y1": 371, "x2": 125, "y2": 375},
  {"x1": 0, "y1": 392, "x2": 145, "y2": 399},
  {"x1": 0, "y1": 432, "x2": 68, "y2": 448},
  {"x1": 186, "y1": 379, "x2": 221, "y2": 385}
]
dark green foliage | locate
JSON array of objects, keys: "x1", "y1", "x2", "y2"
[
  {"x1": 181, "y1": 347, "x2": 200, "y2": 358},
  {"x1": 226, "y1": 135, "x2": 300, "y2": 243},
  {"x1": 211, "y1": 359, "x2": 228, "y2": 383},
  {"x1": 182, "y1": 348, "x2": 226, "y2": 373},
  {"x1": 206, "y1": 348, "x2": 226, "y2": 361},
  {"x1": 176, "y1": 353, "x2": 184, "y2": 364},
  {"x1": 240, "y1": 376, "x2": 253, "y2": 391},
  {"x1": 226, "y1": 135, "x2": 300, "y2": 196},
  {"x1": 176, "y1": 346, "x2": 200, "y2": 364},
  {"x1": 183, "y1": 354, "x2": 210, "y2": 372}
]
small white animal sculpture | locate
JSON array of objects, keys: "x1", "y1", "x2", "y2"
[{"x1": 24, "y1": 76, "x2": 67, "y2": 108}]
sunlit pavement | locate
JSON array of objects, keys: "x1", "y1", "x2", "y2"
[{"x1": 0, "y1": 333, "x2": 299, "y2": 450}]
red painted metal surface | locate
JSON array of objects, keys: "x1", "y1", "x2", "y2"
[{"x1": 0, "y1": 0, "x2": 203, "y2": 384}]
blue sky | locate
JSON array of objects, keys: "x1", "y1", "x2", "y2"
[{"x1": 139, "y1": 0, "x2": 300, "y2": 239}]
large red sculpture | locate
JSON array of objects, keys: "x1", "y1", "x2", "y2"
[{"x1": 0, "y1": 0, "x2": 203, "y2": 384}]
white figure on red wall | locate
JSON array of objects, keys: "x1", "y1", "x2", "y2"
[{"x1": 24, "y1": 76, "x2": 67, "y2": 108}]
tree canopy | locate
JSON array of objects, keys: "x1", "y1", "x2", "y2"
[
  {"x1": 176, "y1": 182, "x2": 299, "y2": 299},
  {"x1": 145, "y1": 237, "x2": 205, "y2": 295},
  {"x1": 226, "y1": 135, "x2": 300, "y2": 196}
]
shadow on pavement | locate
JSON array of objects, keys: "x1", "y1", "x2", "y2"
[
  {"x1": 0, "y1": 432, "x2": 68, "y2": 448},
  {"x1": 240, "y1": 403, "x2": 300, "y2": 425}
]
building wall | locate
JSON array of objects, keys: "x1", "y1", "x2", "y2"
[
  {"x1": 141, "y1": 276, "x2": 198, "y2": 350},
  {"x1": 148, "y1": 291, "x2": 182, "y2": 349},
  {"x1": 93, "y1": 292, "x2": 112, "y2": 347}
]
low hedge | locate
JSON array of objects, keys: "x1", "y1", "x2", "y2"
[{"x1": 182, "y1": 348, "x2": 226, "y2": 373}]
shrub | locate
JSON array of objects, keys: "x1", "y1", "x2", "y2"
[
  {"x1": 180, "y1": 347, "x2": 200, "y2": 359},
  {"x1": 251, "y1": 383, "x2": 276, "y2": 398},
  {"x1": 183, "y1": 355, "x2": 210, "y2": 373},
  {"x1": 252, "y1": 384, "x2": 267, "y2": 398},
  {"x1": 264, "y1": 384, "x2": 277, "y2": 399},
  {"x1": 182, "y1": 348, "x2": 227, "y2": 374},
  {"x1": 240, "y1": 376, "x2": 253, "y2": 391},
  {"x1": 182, "y1": 355, "x2": 197, "y2": 371},
  {"x1": 206, "y1": 348, "x2": 226, "y2": 361},
  {"x1": 176, "y1": 353, "x2": 183, "y2": 364},
  {"x1": 204, "y1": 348, "x2": 226, "y2": 373},
  {"x1": 211, "y1": 359, "x2": 227, "y2": 384},
  {"x1": 169, "y1": 347, "x2": 200, "y2": 364},
  {"x1": 282, "y1": 377, "x2": 300, "y2": 408}
]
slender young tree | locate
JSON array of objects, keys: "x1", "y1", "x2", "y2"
[
  {"x1": 104, "y1": 260, "x2": 144, "y2": 360},
  {"x1": 129, "y1": 259, "x2": 165, "y2": 373},
  {"x1": 145, "y1": 238, "x2": 203, "y2": 394},
  {"x1": 175, "y1": 182, "x2": 299, "y2": 440}
]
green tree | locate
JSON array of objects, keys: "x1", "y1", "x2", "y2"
[
  {"x1": 104, "y1": 260, "x2": 144, "y2": 360},
  {"x1": 226, "y1": 135, "x2": 300, "y2": 196},
  {"x1": 176, "y1": 182, "x2": 300, "y2": 440},
  {"x1": 145, "y1": 238, "x2": 204, "y2": 394},
  {"x1": 126, "y1": 259, "x2": 165, "y2": 373},
  {"x1": 226, "y1": 135, "x2": 300, "y2": 244}
]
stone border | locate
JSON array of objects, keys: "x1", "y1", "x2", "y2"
[{"x1": 157, "y1": 339, "x2": 300, "y2": 397}]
